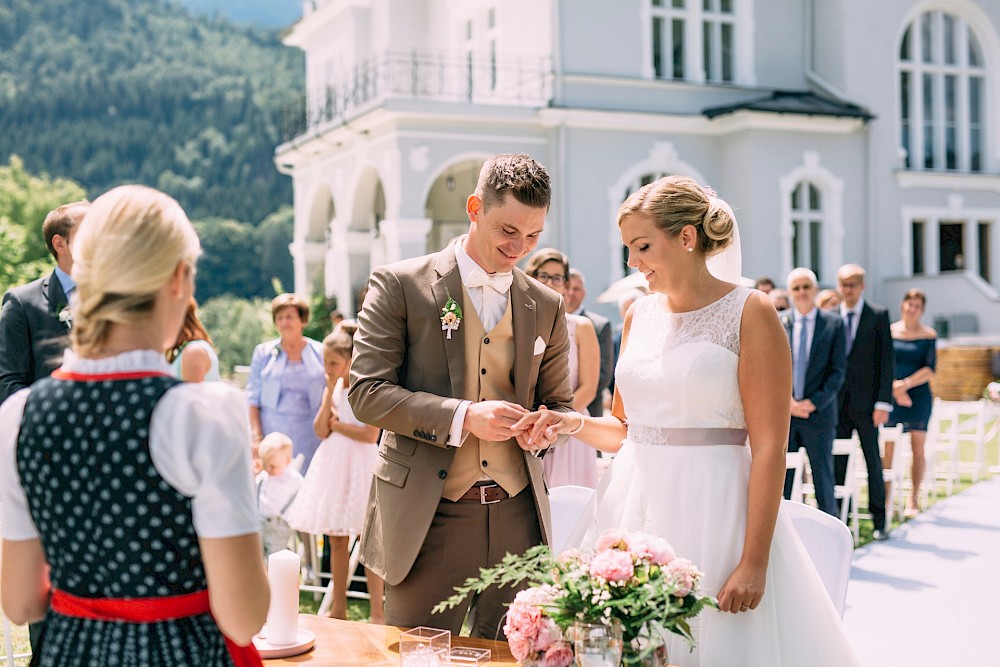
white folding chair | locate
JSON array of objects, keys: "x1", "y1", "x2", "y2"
[
  {"x1": 548, "y1": 485, "x2": 595, "y2": 554},
  {"x1": 926, "y1": 399, "x2": 986, "y2": 495},
  {"x1": 832, "y1": 436, "x2": 861, "y2": 544},
  {"x1": 781, "y1": 500, "x2": 854, "y2": 618},
  {"x1": 877, "y1": 424, "x2": 906, "y2": 527},
  {"x1": 785, "y1": 451, "x2": 805, "y2": 503}
]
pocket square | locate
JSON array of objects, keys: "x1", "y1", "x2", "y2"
[{"x1": 533, "y1": 336, "x2": 546, "y2": 356}]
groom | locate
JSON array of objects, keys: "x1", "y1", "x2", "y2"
[{"x1": 349, "y1": 153, "x2": 574, "y2": 638}]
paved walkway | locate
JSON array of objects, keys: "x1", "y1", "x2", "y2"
[{"x1": 845, "y1": 477, "x2": 1000, "y2": 666}]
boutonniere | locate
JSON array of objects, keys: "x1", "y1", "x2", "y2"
[
  {"x1": 440, "y1": 295, "x2": 463, "y2": 340},
  {"x1": 269, "y1": 345, "x2": 280, "y2": 359},
  {"x1": 781, "y1": 314, "x2": 792, "y2": 329},
  {"x1": 58, "y1": 305, "x2": 72, "y2": 329}
]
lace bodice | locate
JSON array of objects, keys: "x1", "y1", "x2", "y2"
[{"x1": 615, "y1": 287, "x2": 752, "y2": 431}]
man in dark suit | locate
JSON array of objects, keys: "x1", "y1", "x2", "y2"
[
  {"x1": 836, "y1": 263, "x2": 895, "y2": 540},
  {"x1": 0, "y1": 201, "x2": 89, "y2": 404},
  {"x1": 781, "y1": 268, "x2": 846, "y2": 516},
  {"x1": 0, "y1": 200, "x2": 88, "y2": 650},
  {"x1": 565, "y1": 268, "x2": 613, "y2": 418}
]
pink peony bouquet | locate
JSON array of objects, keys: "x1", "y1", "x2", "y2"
[{"x1": 434, "y1": 530, "x2": 716, "y2": 665}]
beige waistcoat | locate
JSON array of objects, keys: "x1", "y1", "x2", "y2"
[{"x1": 441, "y1": 292, "x2": 529, "y2": 501}]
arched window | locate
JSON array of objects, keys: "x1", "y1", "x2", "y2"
[
  {"x1": 899, "y1": 10, "x2": 986, "y2": 171},
  {"x1": 790, "y1": 182, "x2": 823, "y2": 277}
]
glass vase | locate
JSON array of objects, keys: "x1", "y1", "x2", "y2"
[
  {"x1": 629, "y1": 644, "x2": 669, "y2": 667},
  {"x1": 572, "y1": 620, "x2": 623, "y2": 667}
]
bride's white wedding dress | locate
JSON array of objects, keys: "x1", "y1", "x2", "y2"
[{"x1": 575, "y1": 287, "x2": 861, "y2": 666}]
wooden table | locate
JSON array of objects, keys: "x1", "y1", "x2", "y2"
[{"x1": 262, "y1": 615, "x2": 519, "y2": 665}]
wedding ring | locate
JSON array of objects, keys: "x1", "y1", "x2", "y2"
[{"x1": 740, "y1": 604, "x2": 750, "y2": 611}]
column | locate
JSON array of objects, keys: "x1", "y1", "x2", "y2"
[{"x1": 379, "y1": 218, "x2": 434, "y2": 264}]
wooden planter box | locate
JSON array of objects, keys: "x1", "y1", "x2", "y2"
[{"x1": 932, "y1": 345, "x2": 1000, "y2": 401}]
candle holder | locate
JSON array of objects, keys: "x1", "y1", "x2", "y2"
[{"x1": 399, "y1": 627, "x2": 451, "y2": 666}]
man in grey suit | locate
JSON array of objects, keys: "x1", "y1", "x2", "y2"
[
  {"x1": 565, "y1": 268, "x2": 613, "y2": 418},
  {"x1": 780, "y1": 268, "x2": 846, "y2": 516},
  {"x1": 349, "y1": 154, "x2": 574, "y2": 639},
  {"x1": 0, "y1": 200, "x2": 89, "y2": 404}
]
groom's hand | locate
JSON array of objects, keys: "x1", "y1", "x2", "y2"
[{"x1": 464, "y1": 400, "x2": 529, "y2": 442}]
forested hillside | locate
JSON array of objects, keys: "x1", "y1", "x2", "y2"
[{"x1": 0, "y1": 0, "x2": 303, "y2": 223}]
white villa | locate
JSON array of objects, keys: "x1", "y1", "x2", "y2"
[{"x1": 274, "y1": 0, "x2": 1000, "y2": 335}]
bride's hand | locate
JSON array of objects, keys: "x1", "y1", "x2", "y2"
[
  {"x1": 511, "y1": 406, "x2": 584, "y2": 447},
  {"x1": 716, "y1": 561, "x2": 766, "y2": 614}
]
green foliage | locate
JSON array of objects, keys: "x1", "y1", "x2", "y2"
[
  {"x1": 0, "y1": 0, "x2": 302, "y2": 223},
  {"x1": 303, "y1": 290, "x2": 337, "y2": 343},
  {"x1": 0, "y1": 155, "x2": 87, "y2": 294},
  {"x1": 197, "y1": 295, "x2": 274, "y2": 377},
  {"x1": 257, "y1": 205, "x2": 295, "y2": 294}
]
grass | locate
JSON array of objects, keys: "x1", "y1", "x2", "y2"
[{"x1": 4, "y1": 428, "x2": 997, "y2": 663}]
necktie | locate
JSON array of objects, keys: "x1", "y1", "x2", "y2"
[
  {"x1": 794, "y1": 317, "x2": 809, "y2": 400},
  {"x1": 466, "y1": 269, "x2": 513, "y2": 294},
  {"x1": 845, "y1": 311, "x2": 855, "y2": 356}
]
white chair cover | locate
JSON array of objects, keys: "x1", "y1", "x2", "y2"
[
  {"x1": 548, "y1": 485, "x2": 596, "y2": 554},
  {"x1": 781, "y1": 499, "x2": 854, "y2": 618}
]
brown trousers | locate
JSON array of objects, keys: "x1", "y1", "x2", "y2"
[{"x1": 384, "y1": 489, "x2": 542, "y2": 639}]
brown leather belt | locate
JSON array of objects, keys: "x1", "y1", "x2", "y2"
[{"x1": 456, "y1": 483, "x2": 510, "y2": 504}]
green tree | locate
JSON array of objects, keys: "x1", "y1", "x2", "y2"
[
  {"x1": 0, "y1": 155, "x2": 87, "y2": 294},
  {"x1": 197, "y1": 295, "x2": 274, "y2": 377},
  {"x1": 256, "y1": 204, "x2": 294, "y2": 294},
  {"x1": 193, "y1": 218, "x2": 263, "y2": 301}
]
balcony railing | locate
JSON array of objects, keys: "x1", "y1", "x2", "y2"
[{"x1": 280, "y1": 49, "x2": 552, "y2": 144}]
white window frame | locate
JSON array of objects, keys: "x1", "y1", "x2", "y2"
[
  {"x1": 902, "y1": 196, "x2": 998, "y2": 285},
  {"x1": 898, "y1": 9, "x2": 986, "y2": 171},
  {"x1": 778, "y1": 152, "x2": 844, "y2": 285},
  {"x1": 641, "y1": 0, "x2": 754, "y2": 85}
]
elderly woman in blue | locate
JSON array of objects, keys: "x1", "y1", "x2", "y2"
[{"x1": 247, "y1": 294, "x2": 326, "y2": 474}]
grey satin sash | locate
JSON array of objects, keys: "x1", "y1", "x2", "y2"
[{"x1": 627, "y1": 425, "x2": 749, "y2": 446}]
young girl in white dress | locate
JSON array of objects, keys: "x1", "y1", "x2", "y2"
[
  {"x1": 517, "y1": 177, "x2": 862, "y2": 666},
  {"x1": 285, "y1": 322, "x2": 384, "y2": 623}
]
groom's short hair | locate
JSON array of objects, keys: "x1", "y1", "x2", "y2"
[{"x1": 475, "y1": 153, "x2": 551, "y2": 213}]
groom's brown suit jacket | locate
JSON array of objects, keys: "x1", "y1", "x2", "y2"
[{"x1": 349, "y1": 245, "x2": 574, "y2": 586}]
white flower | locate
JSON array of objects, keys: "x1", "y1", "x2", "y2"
[{"x1": 58, "y1": 307, "x2": 72, "y2": 329}]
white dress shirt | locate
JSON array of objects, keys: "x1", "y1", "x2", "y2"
[{"x1": 447, "y1": 240, "x2": 515, "y2": 447}]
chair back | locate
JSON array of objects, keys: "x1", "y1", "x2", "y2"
[
  {"x1": 785, "y1": 451, "x2": 805, "y2": 503},
  {"x1": 781, "y1": 499, "x2": 853, "y2": 618},
  {"x1": 548, "y1": 485, "x2": 595, "y2": 554}
]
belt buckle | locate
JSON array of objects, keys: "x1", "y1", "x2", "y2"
[{"x1": 480, "y1": 484, "x2": 502, "y2": 504}]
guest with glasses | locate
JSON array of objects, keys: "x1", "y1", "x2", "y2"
[
  {"x1": 564, "y1": 269, "x2": 614, "y2": 420},
  {"x1": 836, "y1": 263, "x2": 894, "y2": 541},
  {"x1": 526, "y1": 248, "x2": 601, "y2": 488},
  {"x1": 780, "y1": 268, "x2": 846, "y2": 516}
]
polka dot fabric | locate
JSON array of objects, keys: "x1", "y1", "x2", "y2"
[{"x1": 16, "y1": 375, "x2": 235, "y2": 666}]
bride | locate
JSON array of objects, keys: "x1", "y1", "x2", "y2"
[{"x1": 516, "y1": 176, "x2": 861, "y2": 666}]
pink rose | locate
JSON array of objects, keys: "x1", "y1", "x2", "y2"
[
  {"x1": 630, "y1": 533, "x2": 676, "y2": 566},
  {"x1": 542, "y1": 641, "x2": 574, "y2": 667},
  {"x1": 665, "y1": 558, "x2": 702, "y2": 597},
  {"x1": 505, "y1": 602, "x2": 543, "y2": 639},
  {"x1": 589, "y1": 549, "x2": 635, "y2": 582},
  {"x1": 507, "y1": 632, "x2": 534, "y2": 661},
  {"x1": 596, "y1": 529, "x2": 630, "y2": 552},
  {"x1": 533, "y1": 618, "x2": 562, "y2": 652}
]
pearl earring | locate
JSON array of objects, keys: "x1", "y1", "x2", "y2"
[{"x1": 687, "y1": 247, "x2": 694, "y2": 253}]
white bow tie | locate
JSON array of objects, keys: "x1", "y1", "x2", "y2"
[{"x1": 466, "y1": 269, "x2": 513, "y2": 294}]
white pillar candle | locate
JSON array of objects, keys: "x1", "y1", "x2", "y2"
[{"x1": 265, "y1": 549, "x2": 301, "y2": 645}]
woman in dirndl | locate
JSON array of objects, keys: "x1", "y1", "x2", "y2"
[{"x1": 0, "y1": 185, "x2": 269, "y2": 666}]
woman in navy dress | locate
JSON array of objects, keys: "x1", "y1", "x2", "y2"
[
  {"x1": 888, "y1": 288, "x2": 937, "y2": 517},
  {"x1": 0, "y1": 185, "x2": 269, "y2": 665}
]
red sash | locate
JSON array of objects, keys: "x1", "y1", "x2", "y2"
[{"x1": 50, "y1": 589, "x2": 263, "y2": 667}]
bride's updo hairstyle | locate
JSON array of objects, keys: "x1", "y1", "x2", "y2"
[
  {"x1": 617, "y1": 175, "x2": 736, "y2": 257},
  {"x1": 71, "y1": 185, "x2": 201, "y2": 357}
]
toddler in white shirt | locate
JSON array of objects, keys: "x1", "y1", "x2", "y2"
[{"x1": 255, "y1": 432, "x2": 304, "y2": 557}]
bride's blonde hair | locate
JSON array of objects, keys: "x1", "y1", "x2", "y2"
[
  {"x1": 617, "y1": 175, "x2": 735, "y2": 256},
  {"x1": 71, "y1": 185, "x2": 201, "y2": 357}
]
